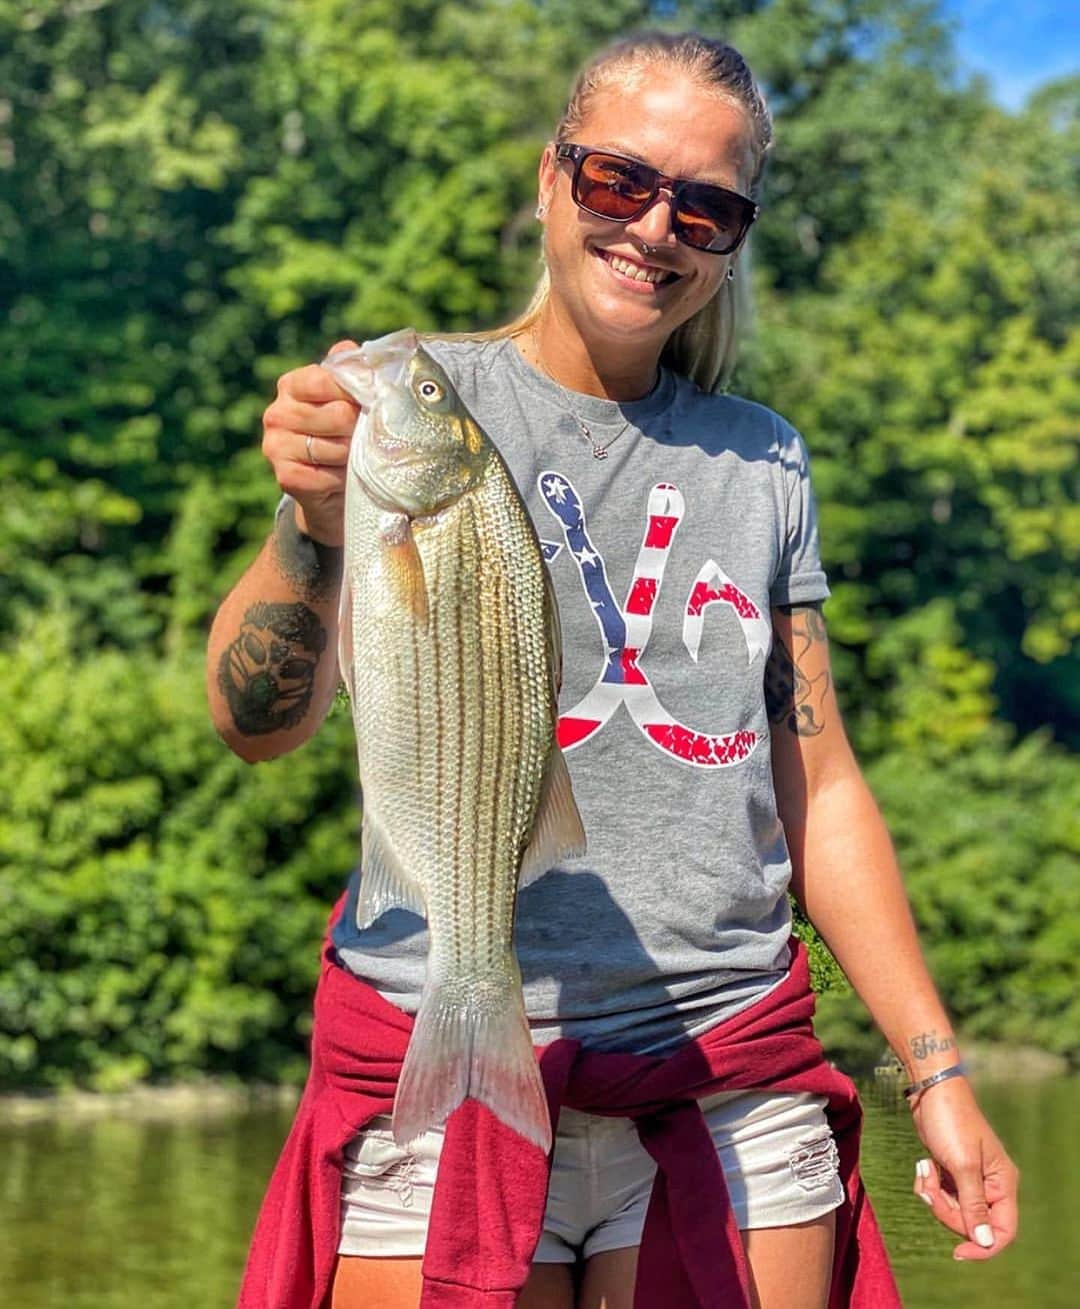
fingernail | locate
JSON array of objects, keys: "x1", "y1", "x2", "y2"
[
  {"x1": 916, "y1": 1159, "x2": 931, "y2": 1179},
  {"x1": 975, "y1": 1224, "x2": 994, "y2": 1248},
  {"x1": 953, "y1": 1251, "x2": 967, "y2": 1262},
  {"x1": 919, "y1": 1192, "x2": 934, "y2": 1207}
]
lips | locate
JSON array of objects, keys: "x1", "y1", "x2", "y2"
[{"x1": 595, "y1": 247, "x2": 681, "y2": 290}]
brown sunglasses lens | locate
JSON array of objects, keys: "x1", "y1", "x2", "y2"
[
  {"x1": 576, "y1": 154, "x2": 654, "y2": 216},
  {"x1": 574, "y1": 152, "x2": 748, "y2": 252},
  {"x1": 675, "y1": 184, "x2": 747, "y2": 252}
]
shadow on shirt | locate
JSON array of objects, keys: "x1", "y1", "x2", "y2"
[{"x1": 331, "y1": 866, "x2": 683, "y2": 1054}]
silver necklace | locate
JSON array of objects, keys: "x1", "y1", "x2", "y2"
[
  {"x1": 553, "y1": 380, "x2": 632, "y2": 460},
  {"x1": 526, "y1": 334, "x2": 633, "y2": 460}
]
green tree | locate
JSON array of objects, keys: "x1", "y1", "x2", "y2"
[
  {"x1": 1, "y1": 1, "x2": 1075, "y2": 1089},
  {"x1": 0, "y1": 610, "x2": 358, "y2": 1089},
  {"x1": 816, "y1": 726, "x2": 1080, "y2": 1068},
  {"x1": 746, "y1": 79, "x2": 1080, "y2": 749}
]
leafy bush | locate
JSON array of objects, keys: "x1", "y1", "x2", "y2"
[{"x1": 0, "y1": 613, "x2": 357, "y2": 1089}]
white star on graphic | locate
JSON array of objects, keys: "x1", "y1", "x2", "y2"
[
  {"x1": 543, "y1": 476, "x2": 569, "y2": 503},
  {"x1": 574, "y1": 546, "x2": 600, "y2": 567}
]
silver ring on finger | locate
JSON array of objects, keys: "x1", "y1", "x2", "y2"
[{"x1": 305, "y1": 434, "x2": 321, "y2": 466}]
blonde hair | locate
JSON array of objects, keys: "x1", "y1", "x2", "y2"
[{"x1": 469, "y1": 31, "x2": 773, "y2": 392}]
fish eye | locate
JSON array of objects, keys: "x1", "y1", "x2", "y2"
[{"x1": 417, "y1": 379, "x2": 444, "y2": 403}]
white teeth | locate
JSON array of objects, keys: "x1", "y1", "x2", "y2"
[{"x1": 606, "y1": 253, "x2": 668, "y2": 284}]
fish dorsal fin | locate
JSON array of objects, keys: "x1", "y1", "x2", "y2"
[
  {"x1": 518, "y1": 745, "x2": 587, "y2": 888},
  {"x1": 356, "y1": 809, "x2": 428, "y2": 928}
]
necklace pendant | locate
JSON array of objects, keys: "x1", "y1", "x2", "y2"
[{"x1": 592, "y1": 445, "x2": 608, "y2": 460}]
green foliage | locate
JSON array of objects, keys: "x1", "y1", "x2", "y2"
[
  {"x1": 815, "y1": 728, "x2": 1080, "y2": 1070},
  {"x1": 745, "y1": 78, "x2": 1080, "y2": 748},
  {"x1": 0, "y1": 612, "x2": 357, "y2": 1089},
  {"x1": 0, "y1": 0, "x2": 1076, "y2": 1088},
  {"x1": 869, "y1": 728, "x2": 1080, "y2": 1061}
]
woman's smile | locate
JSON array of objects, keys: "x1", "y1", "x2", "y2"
[{"x1": 595, "y1": 247, "x2": 682, "y2": 291}]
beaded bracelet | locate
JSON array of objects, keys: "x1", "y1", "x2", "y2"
[{"x1": 903, "y1": 1061, "x2": 968, "y2": 1102}]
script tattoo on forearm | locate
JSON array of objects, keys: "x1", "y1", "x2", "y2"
[
  {"x1": 909, "y1": 1030, "x2": 958, "y2": 1062},
  {"x1": 764, "y1": 602, "x2": 830, "y2": 737},
  {"x1": 218, "y1": 602, "x2": 327, "y2": 735},
  {"x1": 271, "y1": 497, "x2": 343, "y2": 603}
]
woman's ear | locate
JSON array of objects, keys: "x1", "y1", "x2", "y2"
[{"x1": 536, "y1": 143, "x2": 558, "y2": 216}]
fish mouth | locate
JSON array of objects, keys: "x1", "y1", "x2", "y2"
[
  {"x1": 321, "y1": 328, "x2": 419, "y2": 407},
  {"x1": 359, "y1": 327, "x2": 419, "y2": 374}
]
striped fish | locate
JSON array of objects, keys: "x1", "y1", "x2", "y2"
[{"x1": 323, "y1": 330, "x2": 585, "y2": 1152}]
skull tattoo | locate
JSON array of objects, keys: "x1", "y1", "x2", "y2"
[{"x1": 219, "y1": 602, "x2": 327, "y2": 735}]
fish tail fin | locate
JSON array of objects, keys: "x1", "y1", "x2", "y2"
[{"x1": 392, "y1": 968, "x2": 551, "y2": 1154}]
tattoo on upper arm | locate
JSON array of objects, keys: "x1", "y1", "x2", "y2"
[
  {"x1": 271, "y1": 498, "x2": 344, "y2": 603},
  {"x1": 764, "y1": 602, "x2": 830, "y2": 737},
  {"x1": 218, "y1": 602, "x2": 327, "y2": 735}
]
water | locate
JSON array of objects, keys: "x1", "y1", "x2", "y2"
[
  {"x1": 0, "y1": 1078, "x2": 1074, "y2": 1307},
  {"x1": 858, "y1": 1077, "x2": 1078, "y2": 1307}
]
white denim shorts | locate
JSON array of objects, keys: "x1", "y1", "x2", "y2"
[{"x1": 337, "y1": 1090, "x2": 844, "y2": 1262}]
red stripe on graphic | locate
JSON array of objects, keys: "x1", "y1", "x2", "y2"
[
  {"x1": 621, "y1": 648, "x2": 647, "y2": 685},
  {"x1": 687, "y1": 580, "x2": 712, "y2": 617},
  {"x1": 644, "y1": 515, "x2": 679, "y2": 549},
  {"x1": 626, "y1": 576, "x2": 658, "y2": 615},
  {"x1": 557, "y1": 717, "x2": 601, "y2": 749},
  {"x1": 643, "y1": 724, "x2": 757, "y2": 766},
  {"x1": 686, "y1": 580, "x2": 761, "y2": 621},
  {"x1": 722, "y1": 583, "x2": 761, "y2": 620}
]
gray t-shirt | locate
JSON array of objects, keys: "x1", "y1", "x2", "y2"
[{"x1": 332, "y1": 335, "x2": 830, "y2": 1053}]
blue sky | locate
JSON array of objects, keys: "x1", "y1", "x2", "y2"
[{"x1": 943, "y1": 1, "x2": 1079, "y2": 108}]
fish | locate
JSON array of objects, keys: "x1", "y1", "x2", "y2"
[{"x1": 322, "y1": 329, "x2": 586, "y2": 1153}]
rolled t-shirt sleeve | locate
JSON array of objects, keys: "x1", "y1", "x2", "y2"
[{"x1": 770, "y1": 425, "x2": 830, "y2": 607}]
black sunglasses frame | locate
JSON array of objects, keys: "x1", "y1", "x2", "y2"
[{"x1": 554, "y1": 142, "x2": 759, "y2": 256}]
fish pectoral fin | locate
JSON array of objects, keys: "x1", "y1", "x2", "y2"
[
  {"x1": 377, "y1": 514, "x2": 429, "y2": 628},
  {"x1": 356, "y1": 810, "x2": 427, "y2": 928},
  {"x1": 518, "y1": 745, "x2": 587, "y2": 888},
  {"x1": 393, "y1": 968, "x2": 551, "y2": 1153}
]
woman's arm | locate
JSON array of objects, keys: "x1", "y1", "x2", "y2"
[
  {"x1": 767, "y1": 602, "x2": 1019, "y2": 1260},
  {"x1": 207, "y1": 344, "x2": 360, "y2": 762},
  {"x1": 207, "y1": 500, "x2": 344, "y2": 762}
]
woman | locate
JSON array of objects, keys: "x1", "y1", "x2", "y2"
[{"x1": 208, "y1": 31, "x2": 1018, "y2": 1309}]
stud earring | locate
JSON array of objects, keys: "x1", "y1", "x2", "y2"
[
  {"x1": 535, "y1": 203, "x2": 547, "y2": 220},
  {"x1": 726, "y1": 266, "x2": 735, "y2": 282}
]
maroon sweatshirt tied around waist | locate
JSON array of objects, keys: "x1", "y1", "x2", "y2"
[{"x1": 238, "y1": 898, "x2": 899, "y2": 1309}]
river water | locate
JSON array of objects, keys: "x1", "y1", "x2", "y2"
[{"x1": 0, "y1": 1076, "x2": 1074, "y2": 1307}]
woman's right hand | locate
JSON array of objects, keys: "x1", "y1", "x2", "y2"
[{"x1": 261, "y1": 339, "x2": 361, "y2": 547}]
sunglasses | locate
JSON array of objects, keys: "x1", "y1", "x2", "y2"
[{"x1": 554, "y1": 142, "x2": 758, "y2": 256}]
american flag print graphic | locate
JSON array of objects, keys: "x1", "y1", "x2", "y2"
[{"x1": 538, "y1": 471, "x2": 768, "y2": 769}]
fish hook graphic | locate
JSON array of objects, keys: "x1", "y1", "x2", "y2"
[{"x1": 538, "y1": 473, "x2": 768, "y2": 769}]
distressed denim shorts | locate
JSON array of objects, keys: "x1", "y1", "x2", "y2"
[{"x1": 337, "y1": 1090, "x2": 844, "y2": 1261}]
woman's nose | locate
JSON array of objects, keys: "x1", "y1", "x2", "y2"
[{"x1": 624, "y1": 186, "x2": 677, "y2": 249}]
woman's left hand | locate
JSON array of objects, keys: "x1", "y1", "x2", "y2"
[{"x1": 910, "y1": 1075, "x2": 1020, "y2": 1260}]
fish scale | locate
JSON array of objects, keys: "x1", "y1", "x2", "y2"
[{"x1": 325, "y1": 330, "x2": 585, "y2": 1151}]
